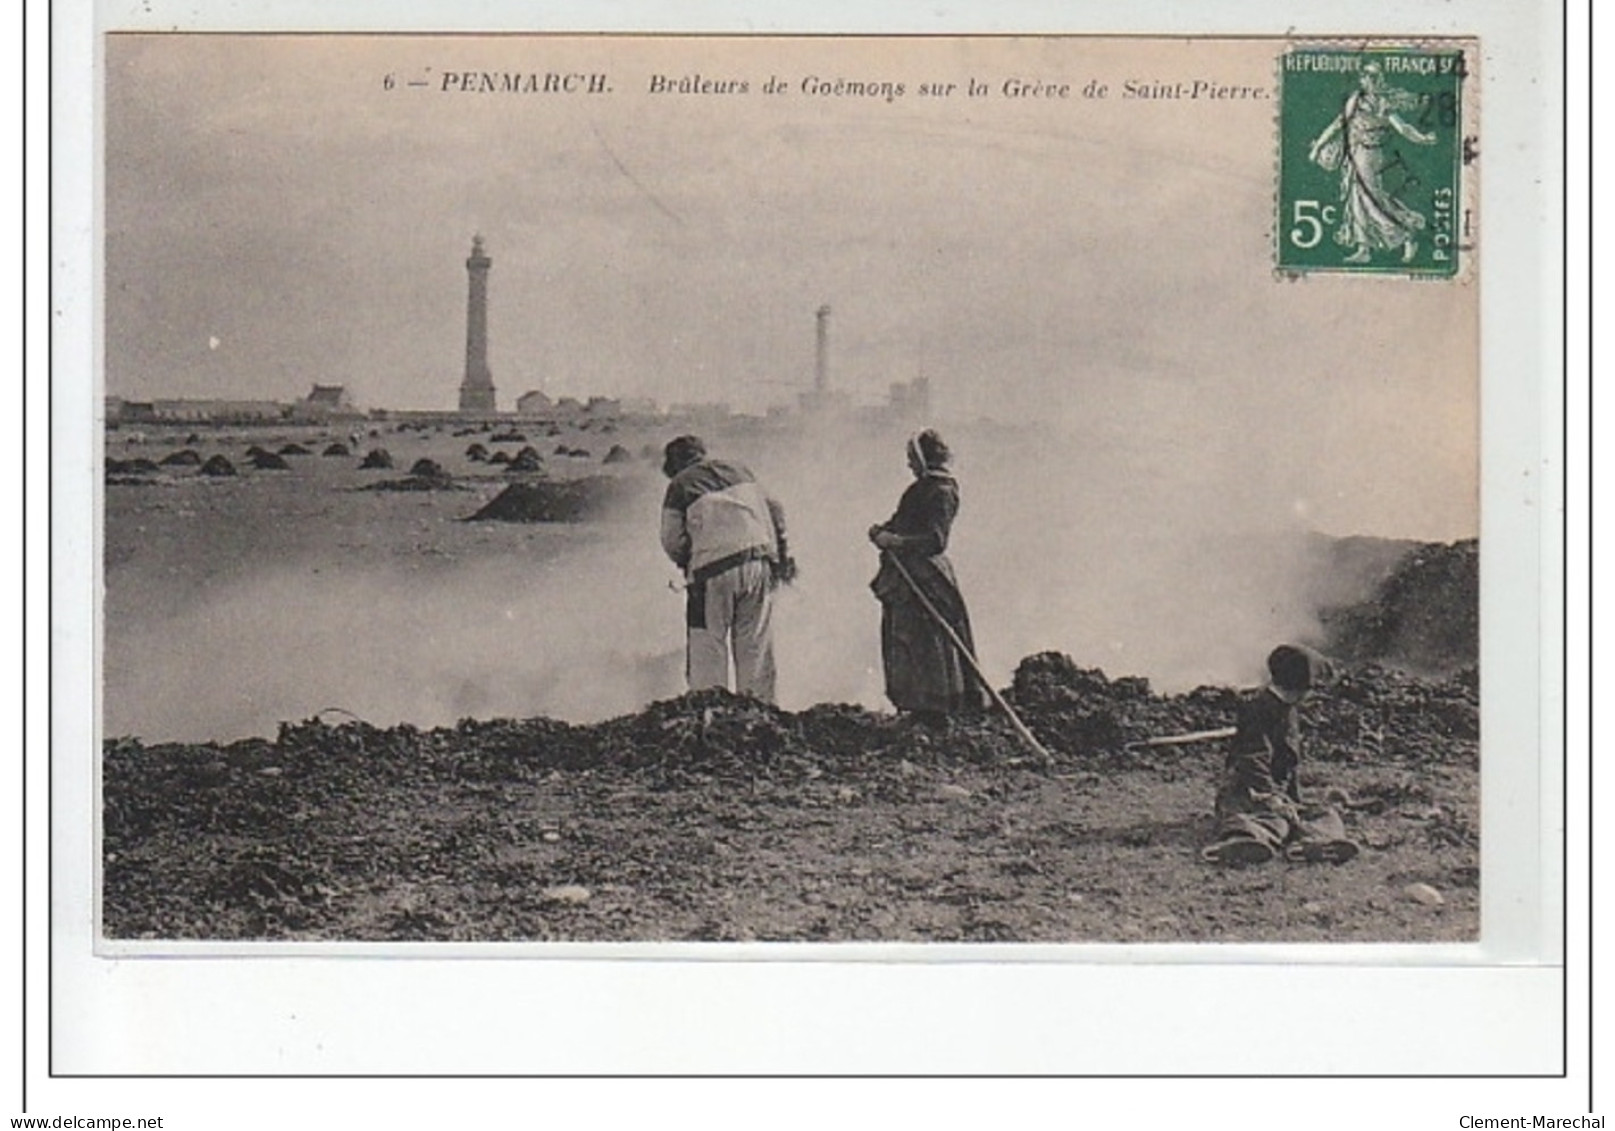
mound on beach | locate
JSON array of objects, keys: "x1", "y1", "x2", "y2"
[
  {"x1": 106, "y1": 458, "x2": 160, "y2": 475},
  {"x1": 359, "y1": 449, "x2": 393, "y2": 470},
  {"x1": 278, "y1": 443, "x2": 311, "y2": 456},
  {"x1": 465, "y1": 443, "x2": 489, "y2": 462},
  {"x1": 602, "y1": 444, "x2": 634, "y2": 464},
  {"x1": 160, "y1": 449, "x2": 203, "y2": 467},
  {"x1": 505, "y1": 446, "x2": 545, "y2": 473},
  {"x1": 199, "y1": 455, "x2": 237, "y2": 477},
  {"x1": 487, "y1": 450, "x2": 511, "y2": 465},
  {"x1": 1320, "y1": 539, "x2": 1478, "y2": 673},
  {"x1": 490, "y1": 431, "x2": 526, "y2": 444},
  {"x1": 250, "y1": 452, "x2": 291, "y2": 470},
  {"x1": 365, "y1": 462, "x2": 460, "y2": 492},
  {"x1": 466, "y1": 478, "x2": 632, "y2": 523},
  {"x1": 322, "y1": 443, "x2": 350, "y2": 457},
  {"x1": 244, "y1": 445, "x2": 272, "y2": 460}
]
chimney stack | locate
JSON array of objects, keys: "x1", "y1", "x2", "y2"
[{"x1": 814, "y1": 304, "x2": 831, "y2": 393}]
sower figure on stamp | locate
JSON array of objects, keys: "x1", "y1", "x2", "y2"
[
  {"x1": 660, "y1": 435, "x2": 794, "y2": 703},
  {"x1": 867, "y1": 429, "x2": 988, "y2": 726},
  {"x1": 1201, "y1": 644, "x2": 1360, "y2": 867},
  {"x1": 1307, "y1": 61, "x2": 1439, "y2": 265}
]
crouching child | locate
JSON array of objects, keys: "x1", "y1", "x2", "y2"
[{"x1": 1201, "y1": 644, "x2": 1360, "y2": 867}]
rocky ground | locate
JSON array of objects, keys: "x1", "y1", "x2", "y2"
[{"x1": 103, "y1": 653, "x2": 1479, "y2": 942}]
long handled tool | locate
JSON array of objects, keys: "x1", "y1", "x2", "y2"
[
  {"x1": 1122, "y1": 726, "x2": 1236, "y2": 755},
  {"x1": 883, "y1": 552, "x2": 1053, "y2": 766}
]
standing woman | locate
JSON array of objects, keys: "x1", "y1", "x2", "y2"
[{"x1": 868, "y1": 429, "x2": 988, "y2": 721}]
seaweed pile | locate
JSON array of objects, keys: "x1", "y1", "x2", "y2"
[
  {"x1": 1320, "y1": 538, "x2": 1478, "y2": 673},
  {"x1": 104, "y1": 655, "x2": 1476, "y2": 845},
  {"x1": 466, "y1": 478, "x2": 637, "y2": 523},
  {"x1": 363, "y1": 458, "x2": 461, "y2": 492},
  {"x1": 101, "y1": 653, "x2": 1477, "y2": 939}
]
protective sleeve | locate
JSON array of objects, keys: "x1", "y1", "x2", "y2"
[
  {"x1": 886, "y1": 479, "x2": 955, "y2": 557},
  {"x1": 660, "y1": 506, "x2": 691, "y2": 570}
]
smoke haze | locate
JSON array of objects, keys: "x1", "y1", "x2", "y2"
[{"x1": 104, "y1": 415, "x2": 1403, "y2": 743}]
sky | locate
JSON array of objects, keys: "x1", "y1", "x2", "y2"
[{"x1": 104, "y1": 34, "x2": 1478, "y2": 539}]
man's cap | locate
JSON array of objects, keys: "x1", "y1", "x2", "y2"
[
  {"x1": 662, "y1": 435, "x2": 707, "y2": 477},
  {"x1": 1267, "y1": 644, "x2": 1334, "y2": 692}
]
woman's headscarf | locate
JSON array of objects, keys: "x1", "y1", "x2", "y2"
[{"x1": 907, "y1": 428, "x2": 952, "y2": 473}]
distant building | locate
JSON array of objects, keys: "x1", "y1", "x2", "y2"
[
  {"x1": 106, "y1": 397, "x2": 156, "y2": 425},
  {"x1": 516, "y1": 390, "x2": 553, "y2": 415},
  {"x1": 669, "y1": 402, "x2": 733, "y2": 422},
  {"x1": 290, "y1": 384, "x2": 363, "y2": 422},
  {"x1": 888, "y1": 376, "x2": 931, "y2": 421},
  {"x1": 149, "y1": 399, "x2": 287, "y2": 424},
  {"x1": 797, "y1": 388, "x2": 852, "y2": 415},
  {"x1": 618, "y1": 397, "x2": 661, "y2": 418},
  {"x1": 305, "y1": 384, "x2": 354, "y2": 410}
]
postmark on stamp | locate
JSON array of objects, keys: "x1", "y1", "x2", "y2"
[{"x1": 1277, "y1": 46, "x2": 1467, "y2": 276}]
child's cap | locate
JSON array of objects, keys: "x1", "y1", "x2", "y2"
[{"x1": 1267, "y1": 644, "x2": 1333, "y2": 692}]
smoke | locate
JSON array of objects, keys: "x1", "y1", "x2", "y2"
[
  {"x1": 104, "y1": 415, "x2": 1383, "y2": 743},
  {"x1": 744, "y1": 414, "x2": 1326, "y2": 710},
  {"x1": 104, "y1": 501, "x2": 689, "y2": 742}
]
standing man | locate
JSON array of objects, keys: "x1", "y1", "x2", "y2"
[{"x1": 659, "y1": 435, "x2": 793, "y2": 703}]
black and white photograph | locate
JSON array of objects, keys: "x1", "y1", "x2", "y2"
[
  {"x1": 30, "y1": 0, "x2": 1592, "y2": 1109},
  {"x1": 95, "y1": 32, "x2": 1488, "y2": 946}
]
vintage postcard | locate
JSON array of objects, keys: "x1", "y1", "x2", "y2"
[
  {"x1": 35, "y1": 0, "x2": 1580, "y2": 1093},
  {"x1": 95, "y1": 32, "x2": 1490, "y2": 949}
]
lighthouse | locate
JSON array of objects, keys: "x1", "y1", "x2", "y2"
[{"x1": 458, "y1": 235, "x2": 497, "y2": 414}]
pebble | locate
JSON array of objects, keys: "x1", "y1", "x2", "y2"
[
  {"x1": 937, "y1": 783, "x2": 972, "y2": 800},
  {"x1": 1066, "y1": 893, "x2": 1085, "y2": 905},
  {"x1": 1404, "y1": 882, "x2": 1445, "y2": 906},
  {"x1": 1302, "y1": 901, "x2": 1327, "y2": 915},
  {"x1": 259, "y1": 766, "x2": 283, "y2": 776},
  {"x1": 540, "y1": 830, "x2": 561, "y2": 843},
  {"x1": 540, "y1": 884, "x2": 591, "y2": 905}
]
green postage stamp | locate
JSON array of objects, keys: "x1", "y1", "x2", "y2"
[{"x1": 1277, "y1": 46, "x2": 1468, "y2": 276}]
